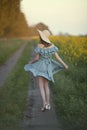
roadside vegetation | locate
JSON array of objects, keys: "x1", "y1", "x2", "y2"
[
  {"x1": 0, "y1": 40, "x2": 32, "y2": 130},
  {"x1": 0, "y1": 39, "x2": 23, "y2": 65},
  {"x1": 50, "y1": 36, "x2": 87, "y2": 130}
]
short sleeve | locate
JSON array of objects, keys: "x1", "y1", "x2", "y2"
[
  {"x1": 51, "y1": 46, "x2": 58, "y2": 54},
  {"x1": 54, "y1": 46, "x2": 58, "y2": 52},
  {"x1": 34, "y1": 47, "x2": 40, "y2": 54}
]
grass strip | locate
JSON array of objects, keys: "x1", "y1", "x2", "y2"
[
  {"x1": 0, "y1": 40, "x2": 31, "y2": 130},
  {"x1": 0, "y1": 39, "x2": 23, "y2": 65},
  {"x1": 51, "y1": 63, "x2": 87, "y2": 130}
]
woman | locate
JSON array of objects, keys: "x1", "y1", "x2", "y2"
[{"x1": 24, "y1": 29, "x2": 68, "y2": 112}]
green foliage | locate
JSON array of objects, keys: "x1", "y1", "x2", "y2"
[
  {"x1": 0, "y1": 41, "x2": 31, "y2": 130},
  {"x1": 51, "y1": 51, "x2": 87, "y2": 129},
  {"x1": 0, "y1": 39, "x2": 22, "y2": 65}
]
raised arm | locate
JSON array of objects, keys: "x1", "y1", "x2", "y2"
[{"x1": 54, "y1": 52, "x2": 68, "y2": 69}]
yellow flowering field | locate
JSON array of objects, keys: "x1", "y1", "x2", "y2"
[
  {"x1": 50, "y1": 36, "x2": 87, "y2": 65},
  {"x1": 50, "y1": 36, "x2": 87, "y2": 129}
]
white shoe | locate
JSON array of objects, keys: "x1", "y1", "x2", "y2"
[
  {"x1": 41, "y1": 106, "x2": 46, "y2": 112},
  {"x1": 45, "y1": 104, "x2": 51, "y2": 110},
  {"x1": 41, "y1": 103, "x2": 47, "y2": 112}
]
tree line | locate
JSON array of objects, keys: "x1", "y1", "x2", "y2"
[{"x1": 0, "y1": 0, "x2": 50, "y2": 38}]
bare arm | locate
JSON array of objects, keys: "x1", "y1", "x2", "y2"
[
  {"x1": 29, "y1": 54, "x2": 40, "y2": 64},
  {"x1": 29, "y1": 44, "x2": 43, "y2": 64},
  {"x1": 54, "y1": 52, "x2": 68, "y2": 69}
]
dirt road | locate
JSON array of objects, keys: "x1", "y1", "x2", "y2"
[
  {"x1": 0, "y1": 43, "x2": 26, "y2": 87},
  {"x1": 21, "y1": 75, "x2": 62, "y2": 130}
]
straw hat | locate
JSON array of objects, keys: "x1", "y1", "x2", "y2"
[{"x1": 37, "y1": 29, "x2": 51, "y2": 44}]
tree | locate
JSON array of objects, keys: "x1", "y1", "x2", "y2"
[{"x1": 0, "y1": 0, "x2": 51, "y2": 38}]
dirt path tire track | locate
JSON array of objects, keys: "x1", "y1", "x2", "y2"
[{"x1": 0, "y1": 43, "x2": 26, "y2": 87}]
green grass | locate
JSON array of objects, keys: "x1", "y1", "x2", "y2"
[
  {"x1": 0, "y1": 39, "x2": 23, "y2": 65},
  {"x1": 0, "y1": 40, "x2": 31, "y2": 130},
  {"x1": 51, "y1": 62, "x2": 87, "y2": 130}
]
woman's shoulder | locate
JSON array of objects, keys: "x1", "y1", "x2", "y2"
[
  {"x1": 34, "y1": 44, "x2": 43, "y2": 53},
  {"x1": 35, "y1": 43, "x2": 58, "y2": 53},
  {"x1": 45, "y1": 44, "x2": 58, "y2": 51},
  {"x1": 36, "y1": 43, "x2": 58, "y2": 50},
  {"x1": 37, "y1": 43, "x2": 55, "y2": 49},
  {"x1": 37, "y1": 44, "x2": 44, "y2": 48}
]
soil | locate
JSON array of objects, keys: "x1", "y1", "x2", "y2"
[{"x1": 0, "y1": 43, "x2": 26, "y2": 87}]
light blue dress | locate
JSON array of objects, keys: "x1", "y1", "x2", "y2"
[{"x1": 24, "y1": 45, "x2": 64, "y2": 82}]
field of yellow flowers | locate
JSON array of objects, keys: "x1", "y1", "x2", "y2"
[
  {"x1": 50, "y1": 35, "x2": 87, "y2": 64},
  {"x1": 50, "y1": 36, "x2": 87, "y2": 130}
]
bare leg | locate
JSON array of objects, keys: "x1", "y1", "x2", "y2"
[
  {"x1": 44, "y1": 78, "x2": 50, "y2": 105},
  {"x1": 38, "y1": 77, "x2": 46, "y2": 106}
]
